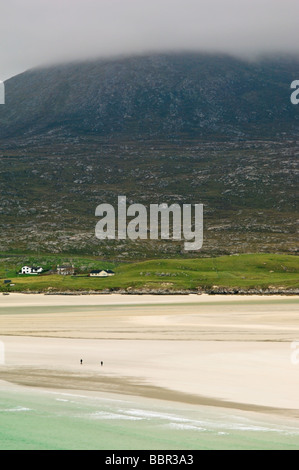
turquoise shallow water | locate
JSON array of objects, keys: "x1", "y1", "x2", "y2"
[{"x1": 1, "y1": 384, "x2": 299, "y2": 450}]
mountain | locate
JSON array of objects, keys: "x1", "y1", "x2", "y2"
[
  {"x1": 0, "y1": 53, "x2": 298, "y2": 259},
  {"x1": 1, "y1": 53, "x2": 299, "y2": 141}
]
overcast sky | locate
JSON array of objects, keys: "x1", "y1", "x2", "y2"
[{"x1": 1, "y1": 0, "x2": 299, "y2": 80}]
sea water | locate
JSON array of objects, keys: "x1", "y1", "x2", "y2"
[{"x1": 0, "y1": 384, "x2": 299, "y2": 450}]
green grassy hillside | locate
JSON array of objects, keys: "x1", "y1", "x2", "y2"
[{"x1": 0, "y1": 253, "x2": 298, "y2": 293}]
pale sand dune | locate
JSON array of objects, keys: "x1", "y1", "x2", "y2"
[{"x1": 1, "y1": 294, "x2": 299, "y2": 417}]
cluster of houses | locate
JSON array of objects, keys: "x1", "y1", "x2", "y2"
[{"x1": 19, "y1": 265, "x2": 115, "y2": 277}]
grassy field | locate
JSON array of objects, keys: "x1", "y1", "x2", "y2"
[{"x1": 0, "y1": 253, "x2": 298, "y2": 293}]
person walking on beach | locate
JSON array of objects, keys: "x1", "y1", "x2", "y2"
[
  {"x1": 80, "y1": 359, "x2": 83, "y2": 365},
  {"x1": 101, "y1": 361, "x2": 103, "y2": 366}
]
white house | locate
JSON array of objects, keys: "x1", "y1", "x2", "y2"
[
  {"x1": 21, "y1": 266, "x2": 43, "y2": 275},
  {"x1": 89, "y1": 270, "x2": 108, "y2": 277},
  {"x1": 89, "y1": 270, "x2": 115, "y2": 277}
]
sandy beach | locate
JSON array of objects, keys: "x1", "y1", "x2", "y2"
[{"x1": 1, "y1": 293, "x2": 299, "y2": 419}]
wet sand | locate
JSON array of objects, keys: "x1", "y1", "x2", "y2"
[{"x1": 1, "y1": 293, "x2": 299, "y2": 419}]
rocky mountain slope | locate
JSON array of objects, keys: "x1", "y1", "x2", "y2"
[
  {"x1": 1, "y1": 53, "x2": 299, "y2": 140},
  {"x1": 0, "y1": 53, "x2": 298, "y2": 258}
]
